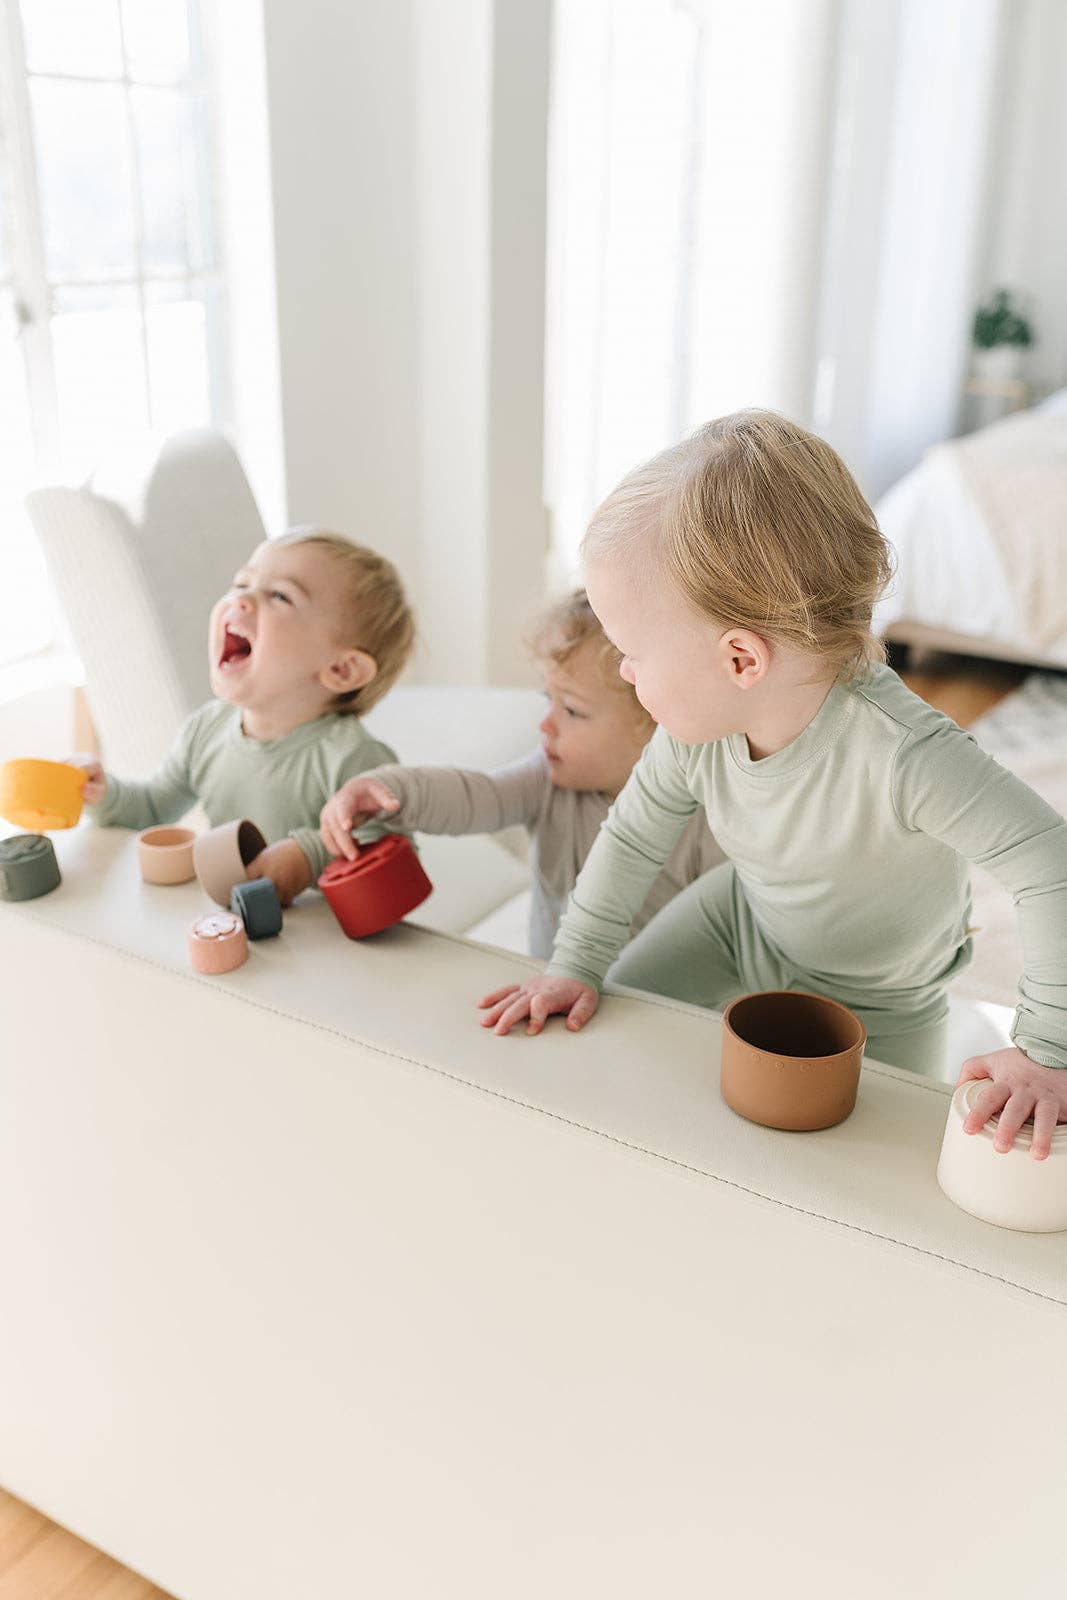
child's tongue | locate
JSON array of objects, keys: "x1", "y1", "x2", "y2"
[{"x1": 220, "y1": 629, "x2": 252, "y2": 666}]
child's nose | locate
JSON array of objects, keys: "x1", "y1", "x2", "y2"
[
  {"x1": 619, "y1": 658, "x2": 636, "y2": 685},
  {"x1": 539, "y1": 711, "x2": 556, "y2": 737}
]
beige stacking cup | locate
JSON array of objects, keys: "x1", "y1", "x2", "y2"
[
  {"x1": 721, "y1": 990, "x2": 866, "y2": 1132},
  {"x1": 937, "y1": 1080, "x2": 1067, "y2": 1232},
  {"x1": 193, "y1": 819, "x2": 267, "y2": 906},
  {"x1": 138, "y1": 825, "x2": 197, "y2": 885}
]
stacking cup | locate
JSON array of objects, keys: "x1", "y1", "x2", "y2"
[
  {"x1": 318, "y1": 833, "x2": 432, "y2": 938},
  {"x1": 188, "y1": 911, "x2": 249, "y2": 974},
  {"x1": 193, "y1": 819, "x2": 268, "y2": 906},
  {"x1": 0, "y1": 832, "x2": 62, "y2": 901},
  {"x1": 720, "y1": 990, "x2": 866, "y2": 1132},
  {"x1": 138, "y1": 825, "x2": 197, "y2": 885},
  {"x1": 937, "y1": 1079, "x2": 1067, "y2": 1232},
  {"x1": 0, "y1": 759, "x2": 87, "y2": 831}
]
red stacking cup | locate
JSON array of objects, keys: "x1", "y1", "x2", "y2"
[{"x1": 318, "y1": 834, "x2": 432, "y2": 938}]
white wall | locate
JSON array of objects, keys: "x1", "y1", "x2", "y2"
[
  {"x1": 261, "y1": 0, "x2": 422, "y2": 586},
  {"x1": 211, "y1": 0, "x2": 286, "y2": 536},
  {"x1": 231, "y1": 0, "x2": 551, "y2": 687},
  {"x1": 980, "y1": 0, "x2": 1067, "y2": 397}
]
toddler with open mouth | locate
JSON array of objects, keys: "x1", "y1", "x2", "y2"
[{"x1": 69, "y1": 530, "x2": 415, "y2": 904}]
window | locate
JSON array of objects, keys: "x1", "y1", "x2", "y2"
[{"x1": 0, "y1": 0, "x2": 225, "y2": 666}]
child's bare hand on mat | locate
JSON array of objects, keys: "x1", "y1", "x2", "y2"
[
  {"x1": 320, "y1": 777, "x2": 400, "y2": 861},
  {"x1": 247, "y1": 839, "x2": 313, "y2": 907},
  {"x1": 957, "y1": 1047, "x2": 1067, "y2": 1160},
  {"x1": 478, "y1": 975, "x2": 599, "y2": 1036}
]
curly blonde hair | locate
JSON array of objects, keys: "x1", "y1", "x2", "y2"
[
  {"x1": 527, "y1": 589, "x2": 654, "y2": 732},
  {"x1": 272, "y1": 528, "x2": 416, "y2": 714},
  {"x1": 582, "y1": 410, "x2": 894, "y2": 682}
]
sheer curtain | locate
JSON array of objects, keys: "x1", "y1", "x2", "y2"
[{"x1": 545, "y1": 0, "x2": 1016, "y2": 573}]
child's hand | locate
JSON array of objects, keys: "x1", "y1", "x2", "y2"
[
  {"x1": 66, "y1": 754, "x2": 107, "y2": 805},
  {"x1": 478, "y1": 975, "x2": 599, "y2": 1037},
  {"x1": 319, "y1": 778, "x2": 400, "y2": 861},
  {"x1": 958, "y1": 1047, "x2": 1067, "y2": 1160},
  {"x1": 247, "y1": 839, "x2": 313, "y2": 907}
]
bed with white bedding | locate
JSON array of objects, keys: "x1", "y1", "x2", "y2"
[{"x1": 875, "y1": 391, "x2": 1067, "y2": 667}]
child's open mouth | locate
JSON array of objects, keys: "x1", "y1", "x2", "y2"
[{"x1": 218, "y1": 626, "x2": 253, "y2": 671}]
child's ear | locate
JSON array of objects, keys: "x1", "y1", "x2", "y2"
[
  {"x1": 718, "y1": 629, "x2": 768, "y2": 686},
  {"x1": 320, "y1": 648, "x2": 378, "y2": 695}
]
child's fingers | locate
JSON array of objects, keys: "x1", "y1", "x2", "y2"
[
  {"x1": 479, "y1": 997, "x2": 516, "y2": 1027},
  {"x1": 478, "y1": 984, "x2": 521, "y2": 1010},
  {"x1": 956, "y1": 1058, "x2": 992, "y2": 1086},
  {"x1": 1029, "y1": 1095, "x2": 1061, "y2": 1161},
  {"x1": 566, "y1": 990, "x2": 598, "y2": 1031},
  {"x1": 322, "y1": 809, "x2": 358, "y2": 860},
  {"x1": 993, "y1": 1090, "x2": 1036, "y2": 1154},
  {"x1": 962, "y1": 1080, "x2": 1010, "y2": 1135},
  {"x1": 525, "y1": 994, "x2": 553, "y2": 1035},
  {"x1": 494, "y1": 994, "x2": 537, "y2": 1036},
  {"x1": 364, "y1": 782, "x2": 400, "y2": 812},
  {"x1": 335, "y1": 823, "x2": 360, "y2": 861}
]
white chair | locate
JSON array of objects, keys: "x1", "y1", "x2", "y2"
[{"x1": 26, "y1": 428, "x2": 267, "y2": 775}]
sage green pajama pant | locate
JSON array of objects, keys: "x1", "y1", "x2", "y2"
[{"x1": 608, "y1": 863, "x2": 951, "y2": 1079}]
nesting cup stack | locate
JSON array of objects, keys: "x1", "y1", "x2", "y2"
[{"x1": 937, "y1": 1080, "x2": 1067, "y2": 1232}]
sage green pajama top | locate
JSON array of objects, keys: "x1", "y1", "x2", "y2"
[
  {"x1": 93, "y1": 700, "x2": 399, "y2": 879},
  {"x1": 548, "y1": 666, "x2": 1067, "y2": 1070}
]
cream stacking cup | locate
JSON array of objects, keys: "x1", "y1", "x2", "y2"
[{"x1": 938, "y1": 1079, "x2": 1067, "y2": 1232}]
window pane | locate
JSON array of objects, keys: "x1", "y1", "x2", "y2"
[
  {"x1": 0, "y1": 291, "x2": 52, "y2": 662},
  {"x1": 145, "y1": 288, "x2": 209, "y2": 433},
  {"x1": 0, "y1": 292, "x2": 36, "y2": 477},
  {"x1": 30, "y1": 79, "x2": 136, "y2": 280},
  {"x1": 20, "y1": 0, "x2": 123, "y2": 79},
  {"x1": 131, "y1": 87, "x2": 190, "y2": 273},
  {"x1": 120, "y1": 0, "x2": 190, "y2": 84},
  {"x1": 51, "y1": 285, "x2": 148, "y2": 476}
]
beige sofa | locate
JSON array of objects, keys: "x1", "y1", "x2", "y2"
[{"x1": 1, "y1": 821, "x2": 1064, "y2": 1600}]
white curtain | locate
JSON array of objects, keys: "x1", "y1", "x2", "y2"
[{"x1": 545, "y1": 0, "x2": 1057, "y2": 573}]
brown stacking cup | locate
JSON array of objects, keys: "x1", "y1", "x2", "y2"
[{"x1": 720, "y1": 990, "x2": 866, "y2": 1132}]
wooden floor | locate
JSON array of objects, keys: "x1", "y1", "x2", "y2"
[
  {"x1": 0, "y1": 1488, "x2": 172, "y2": 1599},
  {"x1": 0, "y1": 651, "x2": 1029, "y2": 1599},
  {"x1": 897, "y1": 649, "x2": 1026, "y2": 728}
]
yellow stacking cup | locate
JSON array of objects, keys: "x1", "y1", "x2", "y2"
[{"x1": 0, "y1": 759, "x2": 88, "y2": 831}]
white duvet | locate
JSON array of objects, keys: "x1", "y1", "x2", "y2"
[{"x1": 874, "y1": 390, "x2": 1067, "y2": 666}]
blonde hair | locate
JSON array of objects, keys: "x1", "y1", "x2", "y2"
[
  {"x1": 582, "y1": 409, "x2": 893, "y2": 681},
  {"x1": 528, "y1": 589, "x2": 654, "y2": 732},
  {"x1": 272, "y1": 528, "x2": 416, "y2": 713}
]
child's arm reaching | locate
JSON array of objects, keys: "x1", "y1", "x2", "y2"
[
  {"x1": 68, "y1": 727, "x2": 197, "y2": 830},
  {"x1": 319, "y1": 751, "x2": 551, "y2": 862},
  {"x1": 898, "y1": 722, "x2": 1067, "y2": 1158},
  {"x1": 479, "y1": 729, "x2": 699, "y2": 1035}
]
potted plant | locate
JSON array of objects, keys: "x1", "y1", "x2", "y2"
[{"x1": 972, "y1": 288, "x2": 1034, "y2": 383}]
